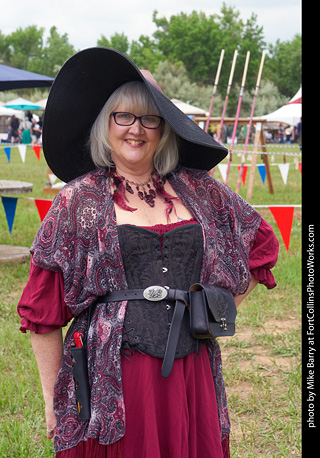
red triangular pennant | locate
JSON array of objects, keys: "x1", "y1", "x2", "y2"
[
  {"x1": 34, "y1": 199, "x2": 52, "y2": 222},
  {"x1": 237, "y1": 165, "x2": 248, "y2": 186},
  {"x1": 269, "y1": 206, "x2": 294, "y2": 251},
  {"x1": 32, "y1": 144, "x2": 41, "y2": 161}
]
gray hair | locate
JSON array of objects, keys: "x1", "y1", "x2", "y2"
[{"x1": 89, "y1": 81, "x2": 179, "y2": 176}]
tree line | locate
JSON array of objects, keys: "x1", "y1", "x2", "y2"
[{"x1": 0, "y1": 4, "x2": 301, "y2": 117}]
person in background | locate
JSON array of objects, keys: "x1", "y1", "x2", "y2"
[
  {"x1": 20, "y1": 117, "x2": 32, "y2": 144},
  {"x1": 17, "y1": 47, "x2": 279, "y2": 458},
  {"x1": 296, "y1": 117, "x2": 302, "y2": 151},
  {"x1": 31, "y1": 118, "x2": 42, "y2": 143},
  {"x1": 7, "y1": 114, "x2": 20, "y2": 142},
  {"x1": 278, "y1": 123, "x2": 284, "y2": 143},
  {"x1": 285, "y1": 125, "x2": 292, "y2": 143}
]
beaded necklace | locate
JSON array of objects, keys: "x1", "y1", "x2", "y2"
[{"x1": 109, "y1": 169, "x2": 178, "y2": 219}]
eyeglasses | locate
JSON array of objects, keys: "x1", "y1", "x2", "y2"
[{"x1": 112, "y1": 112, "x2": 163, "y2": 129}]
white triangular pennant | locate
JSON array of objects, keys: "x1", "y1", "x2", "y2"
[
  {"x1": 18, "y1": 145, "x2": 27, "y2": 163},
  {"x1": 278, "y1": 163, "x2": 290, "y2": 185},
  {"x1": 218, "y1": 164, "x2": 228, "y2": 182},
  {"x1": 48, "y1": 173, "x2": 57, "y2": 185}
]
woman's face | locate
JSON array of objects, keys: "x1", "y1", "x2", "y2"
[{"x1": 108, "y1": 102, "x2": 162, "y2": 173}]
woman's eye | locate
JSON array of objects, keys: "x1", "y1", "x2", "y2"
[{"x1": 118, "y1": 113, "x2": 132, "y2": 120}]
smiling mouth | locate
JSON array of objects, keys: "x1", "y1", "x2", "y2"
[{"x1": 126, "y1": 140, "x2": 145, "y2": 146}]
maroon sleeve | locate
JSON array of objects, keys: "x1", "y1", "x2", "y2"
[
  {"x1": 249, "y1": 218, "x2": 279, "y2": 289},
  {"x1": 17, "y1": 257, "x2": 73, "y2": 334}
]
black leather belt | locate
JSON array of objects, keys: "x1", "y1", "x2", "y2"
[{"x1": 96, "y1": 286, "x2": 189, "y2": 378}]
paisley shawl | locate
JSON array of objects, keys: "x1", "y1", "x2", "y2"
[{"x1": 30, "y1": 166, "x2": 262, "y2": 452}]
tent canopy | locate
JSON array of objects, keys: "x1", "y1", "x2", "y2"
[
  {"x1": 259, "y1": 88, "x2": 302, "y2": 126},
  {"x1": 0, "y1": 64, "x2": 54, "y2": 91},
  {"x1": 0, "y1": 105, "x2": 23, "y2": 118},
  {"x1": 4, "y1": 97, "x2": 43, "y2": 110},
  {"x1": 171, "y1": 98, "x2": 208, "y2": 116}
]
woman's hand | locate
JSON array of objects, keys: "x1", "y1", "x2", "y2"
[
  {"x1": 30, "y1": 329, "x2": 63, "y2": 440},
  {"x1": 45, "y1": 402, "x2": 57, "y2": 440},
  {"x1": 234, "y1": 276, "x2": 258, "y2": 307}
]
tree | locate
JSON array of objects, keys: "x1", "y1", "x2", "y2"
[
  {"x1": 153, "y1": 60, "x2": 223, "y2": 113},
  {"x1": 3, "y1": 26, "x2": 44, "y2": 71},
  {"x1": 129, "y1": 35, "x2": 163, "y2": 73},
  {"x1": 152, "y1": 3, "x2": 266, "y2": 95},
  {"x1": 97, "y1": 33, "x2": 129, "y2": 55},
  {"x1": 41, "y1": 26, "x2": 76, "y2": 77},
  {"x1": 152, "y1": 10, "x2": 222, "y2": 85},
  {"x1": 240, "y1": 79, "x2": 289, "y2": 117},
  {"x1": 0, "y1": 30, "x2": 10, "y2": 64},
  {"x1": 265, "y1": 34, "x2": 302, "y2": 98},
  {"x1": 0, "y1": 26, "x2": 76, "y2": 78}
]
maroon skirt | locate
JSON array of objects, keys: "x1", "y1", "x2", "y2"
[{"x1": 56, "y1": 345, "x2": 229, "y2": 458}]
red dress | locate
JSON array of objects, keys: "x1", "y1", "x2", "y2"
[{"x1": 18, "y1": 218, "x2": 278, "y2": 458}]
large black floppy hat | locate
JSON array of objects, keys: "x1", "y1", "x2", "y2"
[{"x1": 42, "y1": 47, "x2": 228, "y2": 183}]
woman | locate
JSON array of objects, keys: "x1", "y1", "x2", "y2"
[{"x1": 18, "y1": 47, "x2": 279, "y2": 458}]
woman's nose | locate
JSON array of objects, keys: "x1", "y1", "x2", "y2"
[{"x1": 129, "y1": 118, "x2": 144, "y2": 134}]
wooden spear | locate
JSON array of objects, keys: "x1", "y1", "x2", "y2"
[
  {"x1": 217, "y1": 49, "x2": 238, "y2": 142},
  {"x1": 224, "y1": 51, "x2": 250, "y2": 184},
  {"x1": 235, "y1": 51, "x2": 266, "y2": 193},
  {"x1": 205, "y1": 49, "x2": 225, "y2": 133}
]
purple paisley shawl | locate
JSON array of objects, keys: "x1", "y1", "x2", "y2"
[{"x1": 30, "y1": 166, "x2": 262, "y2": 453}]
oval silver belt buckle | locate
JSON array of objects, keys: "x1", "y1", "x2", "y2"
[{"x1": 143, "y1": 286, "x2": 168, "y2": 301}]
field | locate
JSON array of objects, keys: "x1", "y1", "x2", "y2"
[{"x1": 0, "y1": 143, "x2": 302, "y2": 457}]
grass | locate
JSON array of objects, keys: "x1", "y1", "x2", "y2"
[{"x1": 0, "y1": 143, "x2": 302, "y2": 457}]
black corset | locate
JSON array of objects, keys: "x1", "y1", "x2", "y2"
[{"x1": 117, "y1": 223, "x2": 204, "y2": 358}]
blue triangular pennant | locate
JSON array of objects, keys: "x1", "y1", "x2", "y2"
[
  {"x1": 4, "y1": 146, "x2": 11, "y2": 163},
  {"x1": 257, "y1": 164, "x2": 266, "y2": 184},
  {"x1": 1, "y1": 196, "x2": 18, "y2": 233}
]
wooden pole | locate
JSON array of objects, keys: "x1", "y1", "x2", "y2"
[
  {"x1": 246, "y1": 123, "x2": 262, "y2": 200},
  {"x1": 235, "y1": 51, "x2": 266, "y2": 193},
  {"x1": 263, "y1": 139, "x2": 274, "y2": 196},
  {"x1": 217, "y1": 50, "x2": 238, "y2": 142},
  {"x1": 205, "y1": 49, "x2": 225, "y2": 133},
  {"x1": 225, "y1": 51, "x2": 250, "y2": 184},
  {"x1": 246, "y1": 126, "x2": 274, "y2": 200}
]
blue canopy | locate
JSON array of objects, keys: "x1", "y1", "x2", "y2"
[{"x1": 0, "y1": 64, "x2": 54, "y2": 91}]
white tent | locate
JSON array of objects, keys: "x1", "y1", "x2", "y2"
[
  {"x1": 0, "y1": 105, "x2": 24, "y2": 118},
  {"x1": 259, "y1": 88, "x2": 302, "y2": 126},
  {"x1": 35, "y1": 98, "x2": 47, "y2": 109},
  {"x1": 171, "y1": 99, "x2": 208, "y2": 116}
]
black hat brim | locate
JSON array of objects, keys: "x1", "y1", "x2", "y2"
[{"x1": 43, "y1": 47, "x2": 228, "y2": 183}]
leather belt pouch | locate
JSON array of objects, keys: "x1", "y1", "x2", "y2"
[
  {"x1": 189, "y1": 283, "x2": 237, "y2": 339},
  {"x1": 70, "y1": 347, "x2": 91, "y2": 421}
]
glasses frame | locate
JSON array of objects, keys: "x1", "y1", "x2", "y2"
[{"x1": 112, "y1": 111, "x2": 164, "y2": 129}]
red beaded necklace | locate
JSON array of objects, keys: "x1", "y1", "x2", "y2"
[{"x1": 109, "y1": 169, "x2": 179, "y2": 219}]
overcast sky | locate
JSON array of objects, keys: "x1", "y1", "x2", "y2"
[{"x1": 2, "y1": 0, "x2": 301, "y2": 51}]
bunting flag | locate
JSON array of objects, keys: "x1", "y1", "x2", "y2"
[
  {"x1": 34, "y1": 199, "x2": 52, "y2": 222},
  {"x1": 236, "y1": 165, "x2": 248, "y2": 186},
  {"x1": 4, "y1": 146, "x2": 11, "y2": 163},
  {"x1": 1, "y1": 196, "x2": 18, "y2": 233},
  {"x1": 278, "y1": 163, "x2": 290, "y2": 185},
  {"x1": 32, "y1": 144, "x2": 41, "y2": 161},
  {"x1": 257, "y1": 164, "x2": 266, "y2": 184},
  {"x1": 218, "y1": 164, "x2": 228, "y2": 182},
  {"x1": 269, "y1": 206, "x2": 294, "y2": 251},
  {"x1": 18, "y1": 144, "x2": 27, "y2": 163}
]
